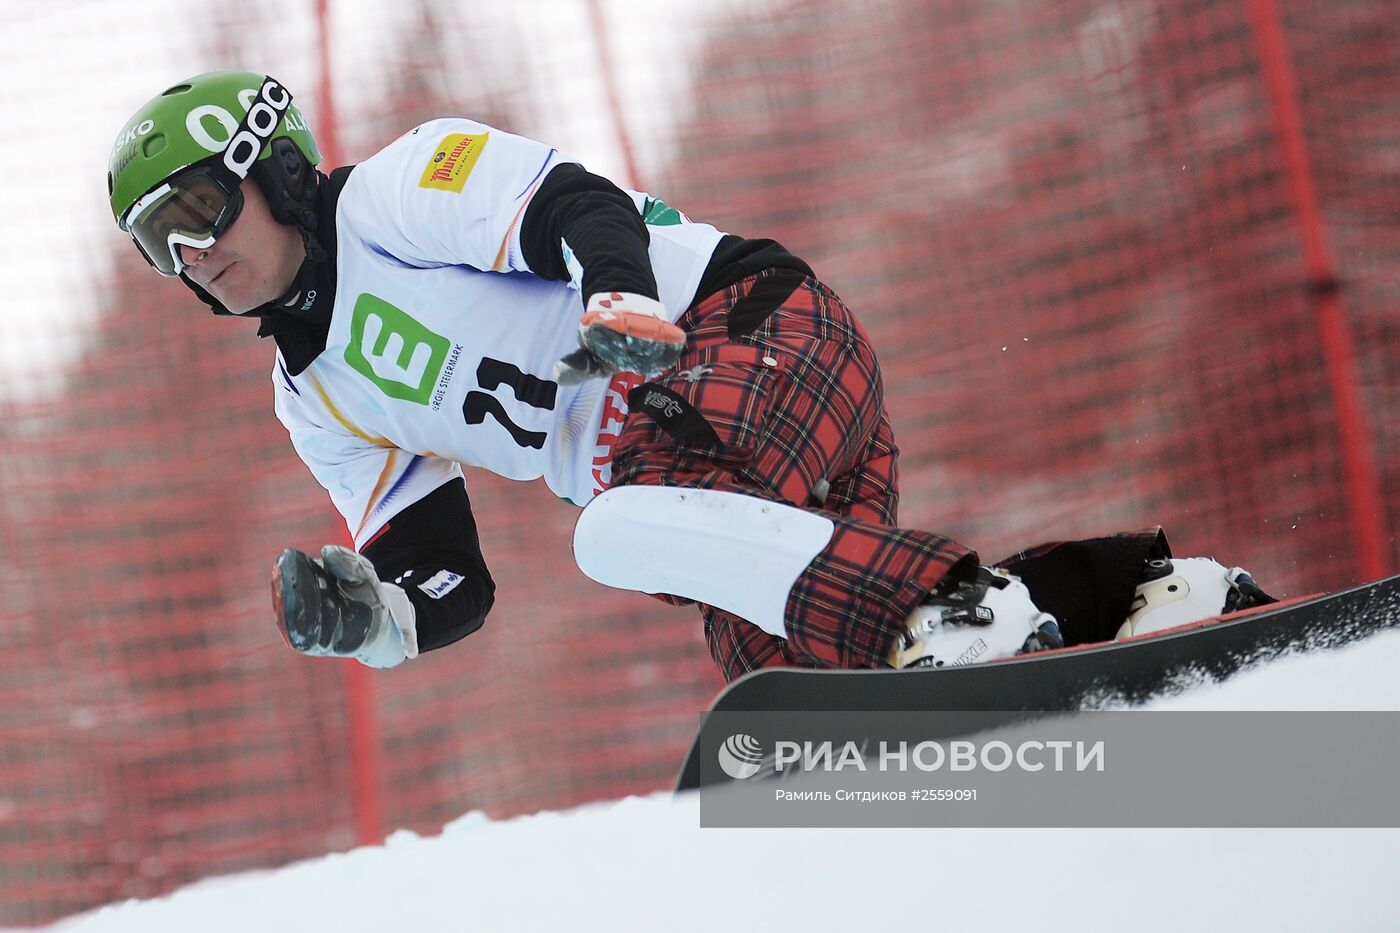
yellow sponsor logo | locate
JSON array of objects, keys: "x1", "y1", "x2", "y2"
[{"x1": 418, "y1": 132, "x2": 489, "y2": 193}]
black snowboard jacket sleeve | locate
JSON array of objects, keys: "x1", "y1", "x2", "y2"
[
  {"x1": 361, "y1": 477, "x2": 495, "y2": 653},
  {"x1": 519, "y1": 162, "x2": 816, "y2": 316},
  {"x1": 519, "y1": 162, "x2": 660, "y2": 301}
]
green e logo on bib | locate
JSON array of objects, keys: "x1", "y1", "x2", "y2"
[{"x1": 345, "y1": 294, "x2": 451, "y2": 405}]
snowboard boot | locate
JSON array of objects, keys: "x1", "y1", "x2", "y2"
[
  {"x1": 1116, "y1": 557, "x2": 1276, "y2": 640},
  {"x1": 888, "y1": 566, "x2": 1065, "y2": 669}
]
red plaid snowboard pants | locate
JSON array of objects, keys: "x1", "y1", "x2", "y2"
[{"x1": 611, "y1": 271, "x2": 977, "y2": 680}]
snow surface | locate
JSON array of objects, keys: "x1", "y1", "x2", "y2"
[{"x1": 27, "y1": 630, "x2": 1400, "y2": 933}]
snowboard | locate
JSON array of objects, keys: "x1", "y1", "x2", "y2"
[{"x1": 676, "y1": 573, "x2": 1400, "y2": 791}]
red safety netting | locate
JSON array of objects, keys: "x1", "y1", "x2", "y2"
[{"x1": 2, "y1": 0, "x2": 1396, "y2": 924}]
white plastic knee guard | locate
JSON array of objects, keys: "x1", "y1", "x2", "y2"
[{"x1": 572, "y1": 486, "x2": 836, "y2": 639}]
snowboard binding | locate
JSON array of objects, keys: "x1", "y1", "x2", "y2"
[
  {"x1": 890, "y1": 566, "x2": 1064, "y2": 669},
  {"x1": 1118, "y1": 557, "x2": 1275, "y2": 640}
]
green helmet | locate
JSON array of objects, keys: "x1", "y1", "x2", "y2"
[{"x1": 108, "y1": 70, "x2": 321, "y2": 231}]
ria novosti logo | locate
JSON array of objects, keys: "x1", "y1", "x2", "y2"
[{"x1": 717, "y1": 734, "x2": 764, "y2": 780}]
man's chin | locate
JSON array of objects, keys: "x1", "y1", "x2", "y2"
[{"x1": 210, "y1": 288, "x2": 259, "y2": 315}]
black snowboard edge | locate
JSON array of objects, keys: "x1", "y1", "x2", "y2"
[{"x1": 675, "y1": 573, "x2": 1400, "y2": 792}]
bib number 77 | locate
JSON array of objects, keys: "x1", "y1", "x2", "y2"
[{"x1": 463, "y1": 357, "x2": 558, "y2": 449}]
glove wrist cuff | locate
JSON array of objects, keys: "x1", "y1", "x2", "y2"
[
  {"x1": 379, "y1": 582, "x2": 419, "y2": 660},
  {"x1": 585, "y1": 291, "x2": 667, "y2": 320}
]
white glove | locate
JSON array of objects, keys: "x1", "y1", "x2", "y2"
[
  {"x1": 554, "y1": 292, "x2": 687, "y2": 385},
  {"x1": 272, "y1": 545, "x2": 418, "y2": 669}
]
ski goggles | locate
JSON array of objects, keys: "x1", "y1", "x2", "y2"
[{"x1": 120, "y1": 165, "x2": 244, "y2": 277}]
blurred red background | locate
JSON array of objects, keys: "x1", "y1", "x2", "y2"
[{"x1": 1, "y1": 0, "x2": 1396, "y2": 923}]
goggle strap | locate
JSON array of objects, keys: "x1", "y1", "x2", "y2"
[{"x1": 221, "y1": 76, "x2": 293, "y2": 182}]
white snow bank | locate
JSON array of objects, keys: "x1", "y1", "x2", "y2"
[
  {"x1": 29, "y1": 629, "x2": 1400, "y2": 933},
  {"x1": 1137, "y1": 627, "x2": 1400, "y2": 710}
]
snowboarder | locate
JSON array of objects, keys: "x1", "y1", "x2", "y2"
[{"x1": 107, "y1": 71, "x2": 1271, "y2": 681}]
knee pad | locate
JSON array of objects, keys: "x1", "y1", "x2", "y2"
[{"x1": 572, "y1": 486, "x2": 835, "y2": 638}]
